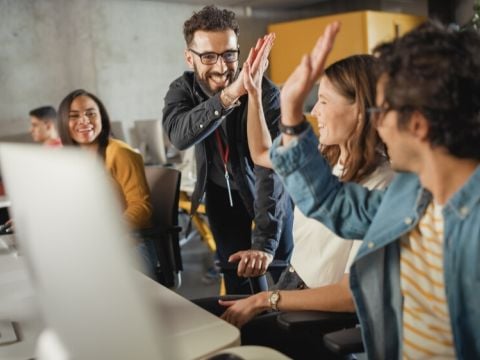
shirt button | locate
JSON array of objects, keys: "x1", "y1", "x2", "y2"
[
  {"x1": 460, "y1": 206, "x2": 469, "y2": 216},
  {"x1": 368, "y1": 242, "x2": 375, "y2": 249},
  {"x1": 199, "y1": 123, "x2": 204, "y2": 128},
  {"x1": 214, "y1": 110, "x2": 220, "y2": 116},
  {"x1": 404, "y1": 217, "x2": 413, "y2": 225},
  {"x1": 289, "y1": 266, "x2": 295, "y2": 273}
]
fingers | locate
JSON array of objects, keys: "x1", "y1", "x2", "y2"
[
  {"x1": 309, "y1": 21, "x2": 341, "y2": 80},
  {"x1": 235, "y1": 250, "x2": 271, "y2": 277}
]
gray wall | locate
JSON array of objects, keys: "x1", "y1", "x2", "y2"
[
  {"x1": 0, "y1": 0, "x2": 473, "y2": 142},
  {"x1": 0, "y1": 0, "x2": 269, "y2": 142}
]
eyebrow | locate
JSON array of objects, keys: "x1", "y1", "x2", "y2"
[{"x1": 69, "y1": 107, "x2": 96, "y2": 113}]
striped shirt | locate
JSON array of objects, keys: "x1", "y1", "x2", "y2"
[{"x1": 400, "y1": 201, "x2": 455, "y2": 359}]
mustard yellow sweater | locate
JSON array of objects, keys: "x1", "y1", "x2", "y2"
[{"x1": 105, "y1": 138, "x2": 152, "y2": 230}]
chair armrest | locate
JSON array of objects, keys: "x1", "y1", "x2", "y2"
[
  {"x1": 277, "y1": 310, "x2": 358, "y2": 333},
  {"x1": 323, "y1": 326, "x2": 364, "y2": 355}
]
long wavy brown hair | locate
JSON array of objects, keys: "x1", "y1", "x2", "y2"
[{"x1": 320, "y1": 55, "x2": 387, "y2": 183}]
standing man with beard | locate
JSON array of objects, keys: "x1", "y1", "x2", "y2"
[{"x1": 163, "y1": 5, "x2": 293, "y2": 294}]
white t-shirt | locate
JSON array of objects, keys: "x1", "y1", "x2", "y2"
[{"x1": 290, "y1": 162, "x2": 393, "y2": 288}]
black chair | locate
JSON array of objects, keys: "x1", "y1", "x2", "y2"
[
  {"x1": 144, "y1": 166, "x2": 183, "y2": 288},
  {"x1": 276, "y1": 310, "x2": 361, "y2": 359},
  {"x1": 323, "y1": 326, "x2": 364, "y2": 356}
]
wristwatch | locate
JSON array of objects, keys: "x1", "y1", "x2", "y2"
[
  {"x1": 278, "y1": 120, "x2": 309, "y2": 135},
  {"x1": 268, "y1": 290, "x2": 281, "y2": 311}
]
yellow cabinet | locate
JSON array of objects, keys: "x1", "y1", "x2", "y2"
[{"x1": 268, "y1": 11, "x2": 425, "y2": 85}]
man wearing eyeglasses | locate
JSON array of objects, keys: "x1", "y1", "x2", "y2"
[{"x1": 162, "y1": 5, "x2": 293, "y2": 294}]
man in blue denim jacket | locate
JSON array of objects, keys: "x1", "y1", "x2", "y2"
[{"x1": 270, "y1": 21, "x2": 480, "y2": 359}]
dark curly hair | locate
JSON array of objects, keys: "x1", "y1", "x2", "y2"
[
  {"x1": 373, "y1": 20, "x2": 480, "y2": 160},
  {"x1": 183, "y1": 5, "x2": 239, "y2": 46}
]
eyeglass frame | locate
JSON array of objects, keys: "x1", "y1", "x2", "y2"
[
  {"x1": 188, "y1": 48, "x2": 240, "y2": 65},
  {"x1": 367, "y1": 105, "x2": 394, "y2": 127}
]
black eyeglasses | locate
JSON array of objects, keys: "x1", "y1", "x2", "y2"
[
  {"x1": 367, "y1": 106, "x2": 393, "y2": 127},
  {"x1": 188, "y1": 48, "x2": 240, "y2": 65}
]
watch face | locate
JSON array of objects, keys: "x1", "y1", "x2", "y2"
[{"x1": 271, "y1": 293, "x2": 279, "y2": 302}]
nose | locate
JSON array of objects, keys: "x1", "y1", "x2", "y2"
[
  {"x1": 213, "y1": 55, "x2": 227, "y2": 72},
  {"x1": 78, "y1": 113, "x2": 91, "y2": 124},
  {"x1": 311, "y1": 101, "x2": 321, "y2": 117}
]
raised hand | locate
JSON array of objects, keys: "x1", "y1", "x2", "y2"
[
  {"x1": 226, "y1": 34, "x2": 275, "y2": 100},
  {"x1": 280, "y1": 21, "x2": 340, "y2": 127}
]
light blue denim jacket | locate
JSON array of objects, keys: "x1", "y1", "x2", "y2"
[{"x1": 270, "y1": 128, "x2": 480, "y2": 360}]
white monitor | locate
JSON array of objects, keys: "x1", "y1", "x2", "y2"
[
  {"x1": 0, "y1": 144, "x2": 173, "y2": 360},
  {"x1": 133, "y1": 119, "x2": 168, "y2": 165}
]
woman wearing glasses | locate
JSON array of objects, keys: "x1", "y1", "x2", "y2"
[
  {"x1": 215, "y1": 45, "x2": 393, "y2": 359},
  {"x1": 57, "y1": 89, "x2": 157, "y2": 276}
]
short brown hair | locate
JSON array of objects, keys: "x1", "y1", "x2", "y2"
[{"x1": 183, "y1": 5, "x2": 239, "y2": 46}]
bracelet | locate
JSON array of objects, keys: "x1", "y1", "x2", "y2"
[{"x1": 278, "y1": 120, "x2": 309, "y2": 135}]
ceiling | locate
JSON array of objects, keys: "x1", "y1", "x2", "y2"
[{"x1": 150, "y1": 0, "x2": 331, "y2": 11}]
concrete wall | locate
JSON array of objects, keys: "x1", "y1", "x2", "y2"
[{"x1": 0, "y1": 0, "x2": 269, "y2": 142}]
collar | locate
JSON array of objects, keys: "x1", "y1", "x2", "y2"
[{"x1": 444, "y1": 164, "x2": 480, "y2": 219}]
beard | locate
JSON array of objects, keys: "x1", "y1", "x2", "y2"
[{"x1": 193, "y1": 63, "x2": 239, "y2": 96}]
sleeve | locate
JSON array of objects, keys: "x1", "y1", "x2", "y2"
[
  {"x1": 162, "y1": 75, "x2": 237, "y2": 150},
  {"x1": 270, "y1": 127, "x2": 385, "y2": 240},
  {"x1": 250, "y1": 79, "x2": 287, "y2": 254},
  {"x1": 110, "y1": 147, "x2": 153, "y2": 230}
]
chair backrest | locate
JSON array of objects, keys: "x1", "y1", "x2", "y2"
[{"x1": 144, "y1": 165, "x2": 182, "y2": 288}]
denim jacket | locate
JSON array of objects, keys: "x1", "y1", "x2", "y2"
[{"x1": 270, "y1": 127, "x2": 480, "y2": 360}]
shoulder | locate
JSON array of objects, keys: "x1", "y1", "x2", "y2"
[
  {"x1": 361, "y1": 161, "x2": 395, "y2": 190},
  {"x1": 261, "y1": 76, "x2": 280, "y2": 95},
  {"x1": 106, "y1": 138, "x2": 143, "y2": 163},
  {"x1": 169, "y1": 71, "x2": 194, "y2": 90}
]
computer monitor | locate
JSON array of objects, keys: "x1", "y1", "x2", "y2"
[
  {"x1": 0, "y1": 144, "x2": 173, "y2": 360},
  {"x1": 133, "y1": 119, "x2": 168, "y2": 165}
]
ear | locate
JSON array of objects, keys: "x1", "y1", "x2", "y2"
[
  {"x1": 184, "y1": 48, "x2": 194, "y2": 69},
  {"x1": 408, "y1": 110, "x2": 429, "y2": 141}
]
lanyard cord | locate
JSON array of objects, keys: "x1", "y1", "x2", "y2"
[{"x1": 214, "y1": 128, "x2": 229, "y2": 169}]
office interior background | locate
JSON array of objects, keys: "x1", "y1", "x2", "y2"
[{"x1": 0, "y1": 0, "x2": 475, "y2": 144}]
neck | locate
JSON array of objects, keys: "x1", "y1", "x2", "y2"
[
  {"x1": 339, "y1": 144, "x2": 348, "y2": 165},
  {"x1": 418, "y1": 150, "x2": 479, "y2": 204}
]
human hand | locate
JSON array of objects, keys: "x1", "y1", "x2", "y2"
[
  {"x1": 226, "y1": 34, "x2": 275, "y2": 100},
  {"x1": 228, "y1": 249, "x2": 273, "y2": 277},
  {"x1": 280, "y1": 21, "x2": 340, "y2": 127},
  {"x1": 219, "y1": 293, "x2": 268, "y2": 328}
]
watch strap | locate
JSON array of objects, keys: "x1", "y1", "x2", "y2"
[{"x1": 278, "y1": 120, "x2": 309, "y2": 135}]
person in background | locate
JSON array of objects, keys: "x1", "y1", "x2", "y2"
[
  {"x1": 270, "y1": 20, "x2": 480, "y2": 359},
  {"x1": 162, "y1": 5, "x2": 293, "y2": 294},
  {"x1": 57, "y1": 89, "x2": 157, "y2": 277},
  {"x1": 29, "y1": 106, "x2": 62, "y2": 147},
  {"x1": 202, "y1": 50, "x2": 393, "y2": 358}
]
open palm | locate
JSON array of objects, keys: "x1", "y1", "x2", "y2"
[{"x1": 280, "y1": 22, "x2": 341, "y2": 126}]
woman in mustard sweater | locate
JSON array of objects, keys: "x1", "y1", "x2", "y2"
[{"x1": 57, "y1": 89, "x2": 157, "y2": 275}]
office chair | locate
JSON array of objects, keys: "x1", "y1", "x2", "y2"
[
  {"x1": 276, "y1": 310, "x2": 361, "y2": 359},
  {"x1": 323, "y1": 326, "x2": 364, "y2": 357},
  {"x1": 144, "y1": 165, "x2": 183, "y2": 288}
]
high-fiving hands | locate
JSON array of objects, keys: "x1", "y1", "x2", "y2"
[{"x1": 226, "y1": 33, "x2": 276, "y2": 100}]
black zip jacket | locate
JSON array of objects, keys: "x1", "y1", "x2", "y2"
[{"x1": 162, "y1": 71, "x2": 292, "y2": 255}]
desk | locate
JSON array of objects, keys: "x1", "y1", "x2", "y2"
[
  {"x1": 0, "y1": 250, "x2": 239, "y2": 360},
  {"x1": 139, "y1": 274, "x2": 240, "y2": 359},
  {"x1": 0, "y1": 251, "x2": 44, "y2": 360}
]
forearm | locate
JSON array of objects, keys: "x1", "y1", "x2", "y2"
[
  {"x1": 247, "y1": 92, "x2": 273, "y2": 168},
  {"x1": 277, "y1": 275, "x2": 355, "y2": 313}
]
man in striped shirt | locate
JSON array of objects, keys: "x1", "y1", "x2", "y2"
[{"x1": 270, "y1": 20, "x2": 480, "y2": 359}]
